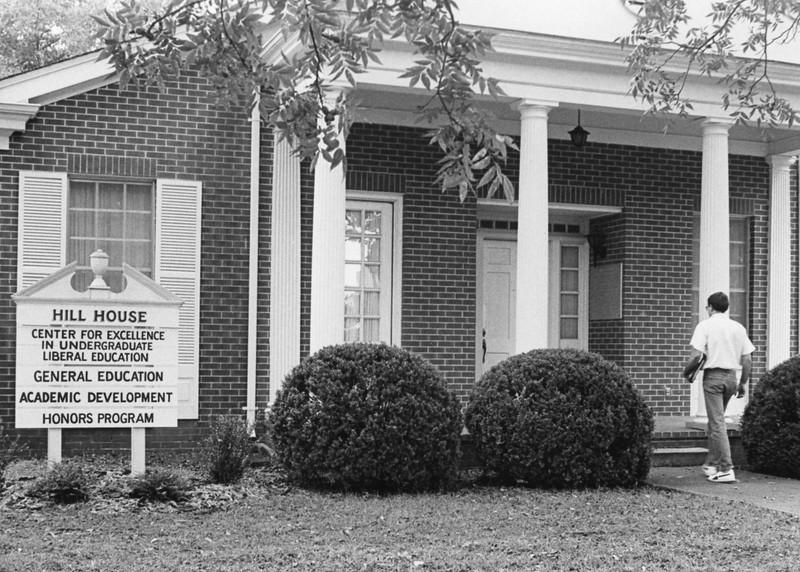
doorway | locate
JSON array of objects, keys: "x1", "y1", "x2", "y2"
[{"x1": 476, "y1": 232, "x2": 589, "y2": 378}]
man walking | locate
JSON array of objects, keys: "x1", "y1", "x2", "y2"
[{"x1": 684, "y1": 292, "x2": 755, "y2": 483}]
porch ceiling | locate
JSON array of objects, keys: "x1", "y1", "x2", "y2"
[{"x1": 353, "y1": 86, "x2": 800, "y2": 158}]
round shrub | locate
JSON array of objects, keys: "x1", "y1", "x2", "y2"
[
  {"x1": 741, "y1": 356, "x2": 800, "y2": 479},
  {"x1": 464, "y1": 349, "x2": 653, "y2": 488},
  {"x1": 270, "y1": 343, "x2": 461, "y2": 492}
]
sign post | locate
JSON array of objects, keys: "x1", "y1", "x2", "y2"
[{"x1": 13, "y1": 251, "x2": 182, "y2": 475}]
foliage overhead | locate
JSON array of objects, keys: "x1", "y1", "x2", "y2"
[
  {"x1": 620, "y1": 0, "x2": 800, "y2": 127},
  {"x1": 94, "y1": 0, "x2": 516, "y2": 201},
  {"x1": 0, "y1": 0, "x2": 164, "y2": 78}
]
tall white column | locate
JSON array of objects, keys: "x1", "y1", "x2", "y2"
[
  {"x1": 269, "y1": 133, "x2": 302, "y2": 402},
  {"x1": 692, "y1": 118, "x2": 733, "y2": 419},
  {"x1": 514, "y1": 100, "x2": 556, "y2": 353},
  {"x1": 766, "y1": 155, "x2": 795, "y2": 369},
  {"x1": 698, "y1": 119, "x2": 734, "y2": 309},
  {"x1": 309, "y1": 107, "x2": 346, "y2": 354}
]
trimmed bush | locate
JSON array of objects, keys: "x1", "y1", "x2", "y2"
[
  {"x1": 28, "y1": 460, "x2": 91, "y2": 503},
  {"x1": 465, "y1": 349, "x2": 653, "y2": 488},
  {"x1": 200, "y1": 414, "x2": 253, "y2": 484},
  {"x1": 741, "y1": 356, "x2": 800, "y2": 479},
  {"x1": 271, "y1": 343, "x2": 461, "y2": 492}
]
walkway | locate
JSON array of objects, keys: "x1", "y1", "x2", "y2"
[{"x1": 649, "y1": 466, "x2": 800, "y2": 517}]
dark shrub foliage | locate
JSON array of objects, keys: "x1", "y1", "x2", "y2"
[
  {"x1": 741, "y1": 356, "x2": 800, "y2": 479},
  {"x1": 28, "y1": 460, "x2": 91, "y2": 503},
  {"x1": 465, "y1": 349, "x2": 653, "y2": 488},
  {"x1": 129, "y1": 468, "x2": 190, "y2": 503},
  {"x1": 271, "y1": 343, "x2": 462, "y2": 492},
  {"x1": 200, "y1": 415, "x2": 253, "y2": 484},
  {"x1": 0, "y1": 424, "x2": 27, "y2": 486}
]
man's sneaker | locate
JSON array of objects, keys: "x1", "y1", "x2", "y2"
[
  {"x1": 708, "y1": 469, "x2": 736, "y2": 483},
  {"x1": 702, "y1": 465, "x2": 718, "y2": 477}
]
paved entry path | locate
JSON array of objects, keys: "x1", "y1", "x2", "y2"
[{"x1": 649, "y1": 467, "x2": 800, "y2": 517}]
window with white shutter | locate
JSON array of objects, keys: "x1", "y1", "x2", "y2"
[{"x1": 17, "y1": 172, "x2": 202, "y2": 419}]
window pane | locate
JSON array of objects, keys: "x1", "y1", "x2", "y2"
[
  {"x1": 561, "y1": 318, "x2": 578, "y2": 339},
  {"x1": 364, "y1": 211, "x2": 381, "y2": 235},
  {"x1": 345, "y1": 210, "x2": 362, "y2": 233},
  {"x1": 344, "y1": 263, "x2": 362, "y2": 287},
  {"x1": 729, "y1": 292, "x2": 746, "y2": 322},
  {"x1": 363, "y1": 319, "x2": 380, "y2": 342},
  {"x1": 69, "y1": 211, "x2": 95, "y2": 238},
  {"x1": 730, "y1": 219, "x2": 746, "y2": 242},
  {"x1": 561, "y1": 246, "x2": 579, "y2": 268},
  {"x1": 363, "y1": 265, "x2": 380, "y2": 288},
  {"x1": 70, "y1": 182, "x2": 94, "y2": 208},
  {"x1": 364, "y1": 238, "x2": 381, "y2": 262},
  {"x1": 561, "y1": 294, "x2": 578, "y2": 316},
  {"x1": 363, "y1": 292, "x2": 380, "y2": 315},
  {"x1": 730, "y1": 268, "x2": 746, "y2": 290},
  {"x1": 344, "y1": 291, "x2": 360, "y2": 316},
  {"x1": 126, "y1": 185, "x2": 152, "y2": 211},
  {"x1": 99, "y1": 211, "x2": 124, "y2": 239},
  {"x1": 125, "y1": 243, "x2": 152, "y2": 269},
  {"x1": 344, "y1": 318, "x2": 361, "y2": 342},
  {"x1": 561, "y1": 270, "x2": 578, "y2": 292},
  {"x1": 98, "y1": 183, "x2": 124, "y2": 209},
  {"x1": 731, "y1": 243, "x2": 745, "y2": 266},
  {"x1": 345, "y1": 237, "x2": 361, "y2": 261},
  {"x1": 127, "y1": 213, "x2": 152, "y2": 240}
]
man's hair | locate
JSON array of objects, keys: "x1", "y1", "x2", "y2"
[{"x1": 707, "y1": 292, "x2": 729, "y2": 313}]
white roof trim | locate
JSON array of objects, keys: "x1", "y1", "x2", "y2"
[{"x1": 0, "y1": 51, "x2": 117, "y2": 106}]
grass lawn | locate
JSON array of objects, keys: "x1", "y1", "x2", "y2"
[{"x1": 1, "y1": 460, "x2": 798, "y2": 572}]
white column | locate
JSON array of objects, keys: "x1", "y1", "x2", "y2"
[
  {"x1": 766, "y1": 155, "x2": 794, "y2": 369},
  {"x1": 309, "y1": 105, "x2": 346, "y2": 354},
  {"x1": 269, "y1": 133, "x2": 302, "y2": 402},
  {"x1": 692, "y1": 118, "x2": 733, "y2": 419},
  {"x1": 514, "y1": 100, "x2": 556, "y2": 353},
  {"x1": 698, "y1": 118, "x2": 733, "y2": 305}
]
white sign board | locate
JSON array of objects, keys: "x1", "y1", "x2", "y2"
[{"x1": 14, "y1": 263, "x2": 181, "y2": 429}]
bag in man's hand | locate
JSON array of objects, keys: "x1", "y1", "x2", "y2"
[{"x1": 682, "y1": 353, "x2": 706, "y2": 383}]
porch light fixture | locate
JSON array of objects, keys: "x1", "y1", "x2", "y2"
[
  {"x1": 586, "y1": 231, "x2": 607, "y2": 267},
  {"x1": 568, "y1": 110, "x2": 590, "y2": 149}
]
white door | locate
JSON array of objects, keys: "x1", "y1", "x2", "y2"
[
  {"x1": 476, "y1": 233, "x2": 589, "y2": 377},
  {"x1": 476, "y1": 237, "x2": 516, "y2": 377},
  {"x1": 548, "y1": 238, "x2": 590, "y2": 349}
]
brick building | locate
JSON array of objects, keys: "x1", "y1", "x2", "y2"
[{"x1": 1, "y1": 1, "x2": 799, "y2": 454}]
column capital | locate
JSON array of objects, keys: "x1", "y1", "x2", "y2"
[
  {"x1": 700, "y1": 117, "x2": 735, "y2": 135},
  {"x1": 766, "y1": 154, "x2": 796, "y2": 171},
  {"x1": 513, "y1": 99, "x2": 558, "y2": 119}
]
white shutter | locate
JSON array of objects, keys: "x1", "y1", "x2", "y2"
[
  {"x1": 17, "y1": 171, "x2": 68, "y2": 290},
  {"x1": 156, "y1": 179, "x2": 201, "y2": 419}
]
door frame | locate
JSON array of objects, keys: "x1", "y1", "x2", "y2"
[
  {"x1": 476, "y1": 230, "x2": 517, "y2": 378},
  {"x1": 547, "y1": 235, "x2": 590, "y2": 349}
]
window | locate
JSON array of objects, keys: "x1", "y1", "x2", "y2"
[
  {"x1": 344, "y1": 201, "x2": 394, "y2": 343},
  {"x1": 559, "y1": 244, "x2": 580, "y2": 340},
  {"x1": 691, "y1": 217, "x2": 749, "y2": 327},
  {"x1": 67, "y1": 179, "x2": 154, "y2": 292}
]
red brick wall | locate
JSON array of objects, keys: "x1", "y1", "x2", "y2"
[{"x1": 0, "y1": 73, "x2": 260, "y2": 454}]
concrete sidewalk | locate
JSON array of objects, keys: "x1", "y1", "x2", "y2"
[{"x1": 649, "y1": 466, "x2": 800, "y2": 517}]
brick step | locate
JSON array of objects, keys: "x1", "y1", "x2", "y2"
[{"x1": 651, "y1": 446, "x2": 708, "y2": 468}]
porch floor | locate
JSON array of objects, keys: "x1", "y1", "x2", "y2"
[{"x1": 653, "y1": 415, "x2": 740, "y2": 439}]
